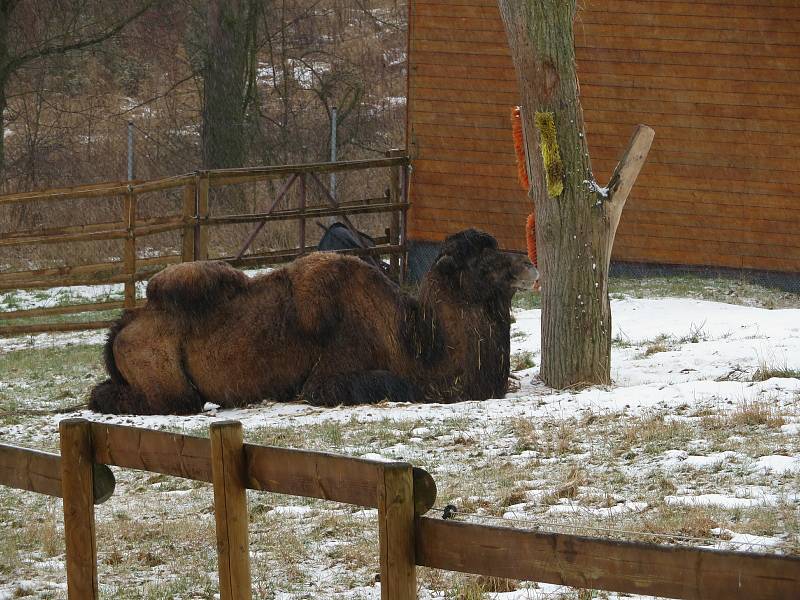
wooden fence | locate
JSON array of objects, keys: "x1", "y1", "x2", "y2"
[
  {"x1": 2, "y1": 419, "x2": 798, "y2": 599},
  {"x1": 0, "y1": 153, "x2": 410, "y2": 337}
]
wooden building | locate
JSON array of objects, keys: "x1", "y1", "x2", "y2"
[{"x1": 406, "y1": 0, "x2": 800, "y2": 273}]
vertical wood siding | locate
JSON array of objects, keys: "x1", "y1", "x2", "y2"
[{"x1": 407, "y1": 0, "x2": 800, "y2": 272}]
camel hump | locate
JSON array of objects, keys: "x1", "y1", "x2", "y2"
[
  {"x1": 289, "y1": 252, "x2": 381, "y2": 336},
  {"x1": 146, "y1": 260, "x2": 249, "y2": 313}
]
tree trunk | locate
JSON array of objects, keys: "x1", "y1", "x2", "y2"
[
  {"x1": 202, "y1": 0, "x2": 257, "y2": 214},
  {"x1": 202, "y1": 0, "x2": 249, "y2": 171},
  {"x1": 0, "y1": 1, "x2": 10, "y2": 187},
  {"x1": 497, "y1": 1, "x2": 652, "y2": 388}
]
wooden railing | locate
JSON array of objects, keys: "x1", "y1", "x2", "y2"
[
  {"x1": 2, "y1": 420, "x2": 798, "y2": 599},
  {"x1": 0, "y1": 153, "x2": 410, "y2": 337}
]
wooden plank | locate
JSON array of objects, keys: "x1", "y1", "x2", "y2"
[
  {"x1": 624, "y1": 202, "x2": 800, "y2": 232},
  {"x1": 576, "y1": 34, "x2": 800, "y2": 60},
  {"x1": 59, "y1": 418, "x2": 99, "y2": 600},
  {"x1": 613, "y1": 244, "x2": 800, "y2": 273},
  {"x1": 578, "y1": 7, "x2": 800, "y2": 34},
  {"x1": 210, "y1": 422, "x2": 252, "y2": 600},
  {"x1": 0, "y1": 254, "x2": 181, "y2": 288},
  {"x1": 585, "y1": 120, "x2": 800, "y2": 152},
  {"x1": 0, "y1": 444, "x2": 62, "y2": 498},
  {"x1": 1, "y1": 218, "x2": 124, "y2": 242},
  {"x1": 0, "y1": 320, "x2": 116, "y2": 336},
  {"x1": 202, "y1": 202, "x2": 408, "y2": 227},
  {"x1": 577, "y1": 57, "x2": 800, "y2": 86},
  {"x1": 90, "y1": 422, "x2": 213, "y2": 482},
  {"x1": 577, "y1": 23, "x2": 800, "y2": 48},
  {"x1": 245, "y1": 444, "x2": 381, "y2": 508},
  {"x1": 414, "y1": 116, "x2": 800, "y2": 155},
  {"x1": 410, "y1": 86, "x2": 518, "y2": 105},
  {"x1": 207, "y1": 157, "x2": 409, "y2": 186},
  {"x1": 0, "y1": 300, "x2": 124, "y2": 321},
  {"x1": 614, "y1": 231, "x2": 800, "y2": 263},
  {"x1": 414, "y1": 94, "x2": 800, "y2": 132},
  {"x1": 88, "y1": 423, "x2": 437, "y2": 514},
  {"x1": 580, "y1": 72, "x2": 800, "y2": 104},
  {"x1": 378, "y1": 463, "x2": 416, "y2": 600},
  {"x1": 581, "y1": 0, "x2": 800, "y2": 20},
  {"x1": 229, "y1": 244, "x2": 406, "y2": 270},
  {"x1": 614, "y1": 225, "x2": 800, "y2": 259},
  {"x1": 0, "y1": 182, "x2": 132, "y2": 206},
  {"x1": 0, "y1": 226, "x2": 128, "y2": 248},
  {"x1": 0, "y1": 260, "x2": 179, "y2": 293},
  {"x1": 592, "y1": 158, "x2": 799, "y2": 194},
  {"x1": 130, "y1": 174, "x2": 195, "y2": 195},
  {"x1": 413, "y1": 206, "x2": 527, "y2": 227},
  {"x1": 575, "y1": 45, "x2": 800, "y2": 73},
  {"x1": 587, "y1": 132, "x2": 800, "y2": 163},
  {"x1": 415, "y1": 517, "x2": 800, "y2": 600},
  {"x1": 246, "y1": 444, "x2": 437, "y2": 514},
  {"x1": 0, "y1": 443, "x2": 116, "y2": 503},
  {"x1": 627, "y1": 186, "x2": 800, "y2": 212}
]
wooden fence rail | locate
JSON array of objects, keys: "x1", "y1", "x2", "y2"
[
  {"x1": 0, "y1": 155, "x2": 411, "y2": 337},
  {"x1": 2, "y1": 420, "x2": 799, "y2": 599}
]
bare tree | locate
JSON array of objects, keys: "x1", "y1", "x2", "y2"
[
  {"x1": 497, "y1": 0, "x2": 654, "y2": 388},
  {"x1": 0, "y1": 0, "x2": 153, "y2": 186}
]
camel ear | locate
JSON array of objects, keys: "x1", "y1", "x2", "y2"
[{"x1": 433, "y1": 254, "x2": 458, "y2": 275}]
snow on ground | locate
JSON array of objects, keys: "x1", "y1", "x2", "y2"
[{"x1": 1, "y1": 288, "x2": 799, "y2": 598}]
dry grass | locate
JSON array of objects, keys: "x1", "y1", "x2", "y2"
[
  {"x1": 702, "y1": 399, "x2": 786, "y2": 430},
  {"x1": 752, "y1": 357, "x2": 800, "y2": 382},
  {"x1": 620, "y1": 413, "x2": 695, "y2": 455}
]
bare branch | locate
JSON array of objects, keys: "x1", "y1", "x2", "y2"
[{"x1": 12, "y1": 1, "x2": 154, "y2": 68}]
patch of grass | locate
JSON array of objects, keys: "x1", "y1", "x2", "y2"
[
  {"x1": 619, "y1": 414, "x2": 695, "y2": 455},
  {"x1": 508, "y1": 417, "x2": 537, "y2": 453},
  {"x1": 639, "y1": 504, "x2": 722, "y2": 542},
  {"x1": 680, "y1": 321, "x2": 708, "y2": 344},
  {"x1": 510, "y1": 350, "x2": 535, "y2": 371},
  {"x1": 608, "y1": 275, "x2": 800, "y2": 309},
  {"x1": 702, "y1": 399, "x2": 785, "y2": 430},
  {"x1": 752, "y1": 358, "x2": 800, "y2": 382},
  {"x1": 640, "y1": 333, "x2": 674, "y2": 357},
  {"x1": 611, "y1": 333, "x2": 633, "y2": 348},
  {"x1": 0, "y1": 343, "x2": 103, "y2": 411}
]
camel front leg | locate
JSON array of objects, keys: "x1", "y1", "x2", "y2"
[{"x1": 300, "y1": 370, "x2": 420, "y2": 407}]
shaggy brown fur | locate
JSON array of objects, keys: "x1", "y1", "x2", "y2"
[{"x1": 89, "y1": 229, "x2": 538, "y2": 414}]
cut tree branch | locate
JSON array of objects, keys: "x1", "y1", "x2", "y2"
[{"x1": 604, "y1": 124, "x2": 655, "y2": 241}]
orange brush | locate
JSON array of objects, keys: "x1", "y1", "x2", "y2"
[
  {"x1": 511, "y1": 107, "x2": 529, "y2": 190},
  {"x1": 511, "y1": 106, "x2": 538, "y2": 270}
]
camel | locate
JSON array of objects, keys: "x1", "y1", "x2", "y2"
[{"x1": 89, "y1": 228, "x2": 538, "y2": 414}]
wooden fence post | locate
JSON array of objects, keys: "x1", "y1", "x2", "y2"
[
  {"x1": 182, "y1": 181, "x2": 197, "y2": 262},
  {"x1": 196, "y1": 173, "x2": 210, "y2": 261},
  {"x1": 123, "y1": 188, "x2": 136, "y2": 308},
  {"x1": 210, "y1": 420, "x2": 252, "y2": 600},
  {"x1": 378, "y1": 463, "x2": 416, "y2": 600},
  {"x1": 298, "y1": 174, "x2": 306, "y2": 254},
  {"x1": 399, "y1": 162, "x2": 410, "y2": 284},
  {"x1": 386, "y1": 149, "x2": 403, "y2": 280},
  {"x1": 59, "y1": 418, "x2": 99, "y2": 599}
]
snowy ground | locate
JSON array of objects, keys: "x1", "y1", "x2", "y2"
[{"x1": 1, "y1": 280, "x2": 799, "y2": 599}]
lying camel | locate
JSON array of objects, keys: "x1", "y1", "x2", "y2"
[{"x1": 89, "y1": 228, "x2": 538, "y2": 414}]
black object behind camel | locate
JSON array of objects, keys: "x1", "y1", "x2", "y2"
[{"x1": 317, "y1": 222, "x2": 388, "y2": 274}]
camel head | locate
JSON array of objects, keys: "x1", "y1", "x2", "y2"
[{"x1": 429, "y1": 229, "x2": 539, "y2": 305}]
